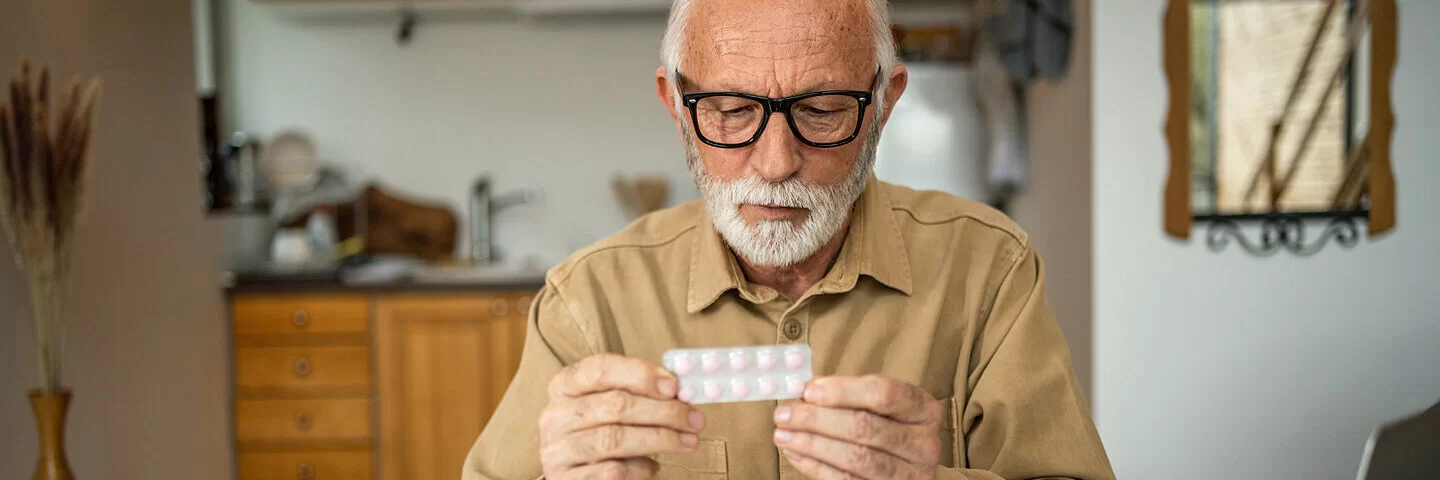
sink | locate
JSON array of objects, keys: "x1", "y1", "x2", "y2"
[{"x1": 406, "y1": 264, "x2": 548, "y2": 285}]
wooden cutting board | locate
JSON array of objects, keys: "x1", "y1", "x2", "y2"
[{"x1": 336, "y1": 184, "x2": 457, "y2": 262}]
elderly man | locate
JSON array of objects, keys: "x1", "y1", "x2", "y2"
[{"x1": 464, "y1": 0, "x2": 1112, "y2": 478}]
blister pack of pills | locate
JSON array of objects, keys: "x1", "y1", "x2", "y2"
[{"x1": 662, "y1": 345, "x2": 813, "y2": 404}]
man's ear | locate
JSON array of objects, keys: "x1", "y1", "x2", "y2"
[
  {"x1": 655, "y1": 66, "x2": 682, "y2": 130},
  {"x1": 878, "y1": 64, "x2": 909, "y2": 127}
]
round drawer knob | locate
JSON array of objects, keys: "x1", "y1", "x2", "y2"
[
  {"x1": 292, "y1": 309, "x2": 310, "y2": 329},
  {"x1": 294, "y1": 357, "x2": 312, "y2": 377},
  {"x1": 490, "y1": 299, "x2": 509, "y2": 316},
  {"x1": 295, "y1": 411, "x2": 312, "y2": 431},
  {"x1": 297, "y1": 463, "x2": 315, "y2": 479},
  {"x1": 517, "y1": 296, "x2": 533, "y2": 314}
]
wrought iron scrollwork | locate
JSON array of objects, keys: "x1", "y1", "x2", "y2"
[{"x1": 1204, "y1": 215, "x2": 1361, "y2": 257}]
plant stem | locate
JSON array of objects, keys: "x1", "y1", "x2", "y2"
[
  {"x1": 51, "y1": 267, "x2": 65, "y2": 389},
  {"x1": 28, "y1": 263, "x2": 54, "y2": 393}
]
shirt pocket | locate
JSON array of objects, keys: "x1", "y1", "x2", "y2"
[
  {"x1": 940, "y1": 396, "x2": 961, "y2": 468},
  {"x1": 654, "y1": 438, "x2": 728, "y2": 479}
]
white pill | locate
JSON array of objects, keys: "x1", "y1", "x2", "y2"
[
  {"x1": 784, "y1": 347, "x2": 806, "y2": 370},
  {"x1": 785, "y1": 375, "x2": 806, "y2": 397},
  {"x1": 672, "y1": 354, "x2": 694, "y2": 375},
  {"x1": 703, "y1": 379, "x2": 723, "y2": 400},
  {"x1": 731, "y1": 378, "x2": 751, "y2": 399},
  {"x1": 756, "y1": 348, "x2": 778, "y2": 371},
  {"x1": 701, "y1": 352, "x2": 722, "y2": 374},
  {"x1": 729, "y1": 349, "x2": 749, "y2": 372},
  {"x1": 678, "y1": 384, "x2": 696, "y2": 403},
  {"x1": 758, "y1": 376, "x2": 779, "y2": 397}
]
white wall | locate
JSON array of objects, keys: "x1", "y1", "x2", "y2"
[
  {"x1": 1092, "y1": 2, "x2": 1440, "y2": 479},
  {"x1": 0, "y1": 0, "x2": 229, "y2": 477}
]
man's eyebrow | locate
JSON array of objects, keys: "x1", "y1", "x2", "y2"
[
  {"x1": 677, "y1": 72, "x2": 764, "y2": 95},
  {"x1": 789, "y1": 79, "x2": 851, "y2": 94}
]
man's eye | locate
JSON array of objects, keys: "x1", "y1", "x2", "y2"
[
  {"x1": 800, "y1": 106, "x2": 837, "y2": 115},
  {"x1": 722, "y1": 106, "x2": 757, "y2": 116}
]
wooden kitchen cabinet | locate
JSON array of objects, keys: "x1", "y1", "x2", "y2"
[
  {"x1": 233, "y1": 295, "x2": 370, "y2": 336},
  {"x1": 375, "y1": 293, "x2": 531, "y2": 480},
  {"x1": 228, "y1": 289, "x2": 535, "y2": 480},
  {"x1": 235, "y1": 398, "x2": 374, "y2": 445},
  {"x1": 239, "y1": 451, "x2": 373, "y2": 480}
]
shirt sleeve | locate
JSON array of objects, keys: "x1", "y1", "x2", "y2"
[
  {"x1": 941, "y1": 245, "x2": 1115, "y2": 480},
  {"x1": 462, "y1": 285, "x2": 595, "y2": 480}
]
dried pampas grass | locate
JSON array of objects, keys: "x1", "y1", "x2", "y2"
[{"x1": 0, "y1": 60, "x2": 102, "y2": 393}]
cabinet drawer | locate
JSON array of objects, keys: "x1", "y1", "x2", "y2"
[
  {"x1": 236, "y1": 346, "x2": 370, "y2": 389},
  {"x1": 479, "y1": 293, "x2": 536, "y2": 318},
  {"x1": 235, "y1": 398, "x2": 372, "y2": 442},
  {"x1": 234, "y1": 296, "x2": 368, "y2": 336},
  {"x1": 239, "y1": 451, "x2": 372, "y2": 480}
]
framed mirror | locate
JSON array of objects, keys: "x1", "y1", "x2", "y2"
[{"x1": 1162, "y1": 0, "x2": 1396, "y2": 254}]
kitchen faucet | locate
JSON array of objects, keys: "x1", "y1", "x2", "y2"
[{"x1": 470, "y1": 175, "x2": 538, "y2": 265}]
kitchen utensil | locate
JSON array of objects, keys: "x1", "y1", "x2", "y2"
[
  {"x1": 260, "y1": 130, "x2": 320, "y2": 192},
  {"x1": 611, "y1": 175, "x2": 670, "y2": 220},
  {"x1": 270, "y1": 229, "x2": 313, "y2": 266},
  {"x1": 337, "y1": 184, "x2": 457, "y2": 262}
]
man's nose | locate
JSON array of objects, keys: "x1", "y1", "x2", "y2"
[{"x1": 747, "y1": 111, "x2": 803, "y2": 183}]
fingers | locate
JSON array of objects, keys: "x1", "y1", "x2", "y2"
[
  {"x1": 775, "y1": 429, "x2": 919, "y2": 480},
  {"x1": 803, "y1": 375, "x2": 940, "y2": 424},
  {"x1": 550, "y1": 354, "x2": 678, "y2": 401},
  {"x1": 543, "y1": 424, "x2": 698, "y2": 471},
  {"x1": 553, "y1": 457, "x2": 659, "y2": 480},
  {"x1": 541, "y1": 391, "x2": 706, "y2": 437},
  {"x1": 539, "y1": 355, "x2": 703, "y2": 478},
  {"x1": 783, "y1": 450, "x2": 862, "y2": 480},
  {"x1": 773, "y1": 402, "x2": 938, "y2": 465}
]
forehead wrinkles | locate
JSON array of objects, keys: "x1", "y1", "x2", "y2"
[
  {"x1": 710, "y1": 24, "x2": 836, "y2": 61},
  {"x1": 683, "y1": 0, "x2": 873, "y2": 67}
]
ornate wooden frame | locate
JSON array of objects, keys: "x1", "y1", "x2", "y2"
[{"x1": 1162, "y1": 0, "x2": 1397, "y2": 239}]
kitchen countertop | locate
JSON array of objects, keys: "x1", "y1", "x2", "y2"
[{"x1": 224, "y1": 265, "x2": 548, "y2": 294}]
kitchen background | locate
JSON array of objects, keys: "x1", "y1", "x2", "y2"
[
  {"x1": 2, "y1": 0, "x2": 1437, "y2": 479},
  {"x1": 212, "y1": 0, "x2": 982, "y2": 268}
]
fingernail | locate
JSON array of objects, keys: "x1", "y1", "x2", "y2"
[
  {"x1": 773, "y1": 405, "x2": 791, "y2": 424},
  {"x1": 689, "y1": 409, "x2": 705, "y2": 430},
  {"x1": 658, "y1": 378, "x2": 678, "y2": 397},
  {"x1": 803, "y1": 385, "x2": 824, "y2": 403},
  {"x1": 774, "y1": 429, "x2": 793, "y2": 443},
  {"x1": 680, "y1": 432, "x2": 699, "y2": 448}
]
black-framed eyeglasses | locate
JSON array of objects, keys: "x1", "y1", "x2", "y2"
[{"x1": 678, "y1": 69, "x2": 880, "y2": 149}]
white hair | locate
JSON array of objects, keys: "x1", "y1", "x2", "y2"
[{"x1": 661, "y1": 0, "x2": 898, "y2": 116}]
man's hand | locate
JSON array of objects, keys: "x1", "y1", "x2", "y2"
[
  {"x1": 539, "y1": 354, "x2": 706, "y2": 479},
  {"x1": 772, "y1": 375, "x2": 943, "y2": 480}
]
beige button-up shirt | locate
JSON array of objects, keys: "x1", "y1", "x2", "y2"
[{"x1": 464, "y1": 178, "x2": 1114, "y2": 480}]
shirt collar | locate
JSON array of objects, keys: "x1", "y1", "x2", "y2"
[{"x1": 686, "y1": 175, "x2": 913, "y2": 314}]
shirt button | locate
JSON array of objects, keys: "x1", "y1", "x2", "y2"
[{"x1": 781, "y1": 318, "x2": 803, "y2": 340}]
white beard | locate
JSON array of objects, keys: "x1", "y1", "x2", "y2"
[{"x1": 686, "y1": 120, "x2": 881, "y2": 267}]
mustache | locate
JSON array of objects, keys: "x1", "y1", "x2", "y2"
[
  {"x1": 711, "y1": 176, "x2": 835, "y2": 210},
  {"x1": 684, "y1": 113, "x2": 881, "y2": 214}
]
